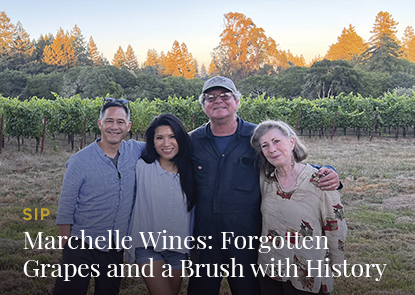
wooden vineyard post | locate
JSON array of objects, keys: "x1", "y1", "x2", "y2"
[
  {"x1": 370, "y1": 110, "x2": 379, "y2": 142},
  {"x1": 357, "y1": 113, "x2": 363, "y2": 140},
  {"x1": 40, "y1": 116, "x2": 47, "y2": 155},
  {"x1": 331, "y1": 109, "x2": 338, "y2": 140},
  {"x1": 80, "y1": 116, "x2": 87, "y2": 149},
  {"x1": 190, "y1": 113, "x2": 195, "y2": 131},
  {"x1": 296, "y1": 110, "x2": 302, "y2": 132},
  {"x1": 0, "y1": 115, "x2": 4, "y2": 154}
]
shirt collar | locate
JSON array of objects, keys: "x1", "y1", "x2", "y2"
[
  {"x1": 155, "y1": 159, "x2": 179, "y2": 177},
  {"x1": 94, "y1": 138, "x2": 125, "y2": 160},
  {"x1": 196, "y1": 116, "x2": 252, "y2": 138}
]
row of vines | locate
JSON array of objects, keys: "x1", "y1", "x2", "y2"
[{"x1": 1, "y1": 92, "x2": 415, "y2": 152}]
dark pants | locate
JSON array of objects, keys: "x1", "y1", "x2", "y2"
[
  {"x1": 187, "y1": 247, "x2": 260, "y2": 295},
  {"x1": 53, "y1": 239, "x2": 124, "y2": 295},
  {"x1": 188, "y1": 212, "x2": 261, "y2": 295},
  {"x1": 259, "y1": 274, "x2": 329, "y2": 295}
]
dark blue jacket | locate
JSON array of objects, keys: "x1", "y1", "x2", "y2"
[
  {"x1": 190, "y1": 117, "x2": 262, "y2": 244},
  {"x1": 189, "y1": 117, "x2": 262, "y2": 294}
]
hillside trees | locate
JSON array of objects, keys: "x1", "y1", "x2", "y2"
[
  {"x1": 161, "y1": 76, "x2": 203, "y2": 99},
  {"x1": 212, "y1": 12, "x2": 305, "y2": 81},
  {"x1": 87, "y1": 36, "x2": 102, "y2": 66},
  {"x1": 12, "y1": 22, "x2": 33, "y2": 55},
  {"x1": 112, "y1": 46, "x2": 125, "y2": 68},
  {"x1": 142, "y1": 48, "x2": 163, "y2": 76},
  {"x1": 362, "y1": 11, "x2": 401, "y2": 73},
  {"x1": 43, "y1": 28, "x2": 77, "y2": 69},
  {"x1": 4, "y1": 21, "x2": 33, "y2": 70},
  {"x1": 326, "y1": 24, "x2": 368, "y2": 62},
  {"x1": 161, "y1": 41, "x2": 197, "y2": 79},
  {"x1": 125, "y1": 44, "x2": 139, "y2": 71},
  {"x1": 0, "y1": 69, "x2": 27, "y2": 97},
  {"x1": 163, "y1": 41, "x2": 182, "y2": 77},
  {"x1": 111, "y1": 44, "x2": 139, "y2": 71},
  {"x1": 301, "y1": 60, "x2": 360, "y2": 99},
  {"x1": 71, "y1": 25, "x2": 88, "y2": 66},
  {"x1": 23, "y1": 71, "x2": 63, "y2": 100},
  {"x1": 198, "y1": 63, "x2": 208, "y2": 80},
  {"x1": 212, "y1": 12, "x2": 271, "y2": 80},
  {"x1": 401, "y1": 26, "x2": 415, "y2": 62},
  {"x1": 1, "y1": 9, "x2": 415, "y2": 101},
  {"x1": 60, "y1": 65, "x2": 137, "y2": 99},
  {"x1": 28, "y1": 34, "x2": 54, "y2": 72},
  {"x1": 276, "y1": 66, "x2": 308, "y2": 99},
  {"x1": 238, "y1": 75, "x2": 279, "y2": 98},
  {"x1": 208, "y1": 59, "x2": 218, "y2": 76},
  {"x1": 0, "y1": 11, "x2": 15, "y2": 54}
]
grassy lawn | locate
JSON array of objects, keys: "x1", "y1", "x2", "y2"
[{"x1": 1, "y1": 136, "x2": 414, "y2": 294}]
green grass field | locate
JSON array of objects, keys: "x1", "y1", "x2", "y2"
[{"x1": 1, "y1": 136, "x2": 414, "y2": 294}]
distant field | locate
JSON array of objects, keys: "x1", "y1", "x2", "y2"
[{"x1": 0, "y1": 136, "x2": 414, "y2": 295}]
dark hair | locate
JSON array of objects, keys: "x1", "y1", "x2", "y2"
[
  {"x1": 100, "y1": 101, "x2": 130, "y2": 121},
  {"x1": 142, "y1": 113, "x2": 196, "y2": 211}
]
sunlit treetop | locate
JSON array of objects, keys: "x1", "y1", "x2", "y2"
[{"x1": 325, "y1": 24, "x2": 368, "y2": 61}]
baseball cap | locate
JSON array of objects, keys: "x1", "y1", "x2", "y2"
[{"x1": 202, "y1": 76, "x2": 237, "y2": 93}]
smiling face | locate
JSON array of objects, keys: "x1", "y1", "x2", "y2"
[
  {"x1": 154, "y1": 125, "x2": 179, "y2": 165},
  {"x1": 98, "y1": 106, "x2": 131, "y2": 147},
  {"x1": 202, "y1": 87, "x2": 239, "y2": 122},
  {"x1": 259, "y1": 128, "x2": 295, "y2": 168}
]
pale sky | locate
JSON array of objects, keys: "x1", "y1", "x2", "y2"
[{"x1": 2, "y1": 0, "x2": 415, "y2": 67}]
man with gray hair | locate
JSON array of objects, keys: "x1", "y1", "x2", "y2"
[{"x1": 188, "y1": 76, "x2": 340, "y2": 294}]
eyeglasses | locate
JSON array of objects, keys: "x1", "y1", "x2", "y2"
[
  {"x1": 204, "y1": 92, "x2": 233, "y2": 103},
  {"x1": 104, "y1": 97, "x2": 129, "y2": 105}
]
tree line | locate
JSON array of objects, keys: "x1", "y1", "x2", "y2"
[{"x1": 1, "y1": 11, "x2": 415, "y2": 101}]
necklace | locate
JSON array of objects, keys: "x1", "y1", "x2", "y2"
[
  {"x1": 266, "y1": 164, "x2": 301, "y2": 200},
  {"x1": 275, "y1": 173, "x2": 296, "y2": 199}
]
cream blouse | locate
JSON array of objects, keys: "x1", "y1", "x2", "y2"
[{"x1": 258, "y1": 164, "x2": 347, "y2": 293}]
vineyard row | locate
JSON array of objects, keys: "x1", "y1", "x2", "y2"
[{"x1": 1, "y1": 92, "x2": 415, "y2": 152}]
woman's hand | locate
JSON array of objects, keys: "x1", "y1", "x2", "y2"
[{"x1": 317, "y1": 167, "x2": 340, "y2": 191}]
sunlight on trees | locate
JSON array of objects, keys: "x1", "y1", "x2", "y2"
[
  {"x1": 11, "y1": 21, "x2": 33, "y2": 59},
  {"x1": 87, "y1": 36, "x2": 102, "y2": 66},
  {"x1": 144, "y1": 49, "x2": 160, "y2": 67},
  {"x1": 112, "y1": 46, "x2": 125, "y2": 68},
  {"x1": 212, "y1": 12, "x2": 306, "y2": 80},
  {"x1": 0, "y1": 8, "x2": 414, "y2": 101},
  {"x1": 161, "y1": 40, "x2": 197, "y2": 79},
  {"x1": 43, "y1": 28, "x2": 77, "y2": 68},
  {"x1": 362, "y1": 11, "x2": 401, "y2": 73},
  {"x1": 369, "y1": 11, "x2": 400, "y2": 47},
  {"x1": 125, "y1": 44, "x2": 139, "y2": 71},
  {"x1": 325, "y1": 24, "x2": 368, "y2": 62},
  {"x1": 0, "y1": 11, "x2": 15, "y2": 54},
  {"x1": 71, "y1": 25, "x2": 88, "y2": 66},
  {"x1": 213, "y1": 12, "x2": 271, "y2": 80},
  {"x1": 401, "y1": 26, "x2": 415, "y2": 62}
]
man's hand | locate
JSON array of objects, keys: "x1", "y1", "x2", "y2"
[
  {"x1": 317, "y1": 167, "x2": 340, "y2": 191},
  {"x1": 58, "y1": 224, "x2": 71, "y2": 248}
]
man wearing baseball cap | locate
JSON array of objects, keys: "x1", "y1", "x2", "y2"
[{"x1": 188, "y1": 76, "x2": 340, "y2": 294}]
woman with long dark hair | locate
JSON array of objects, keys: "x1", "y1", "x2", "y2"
[{"x1": 126, "y1": 113, "x2": 196, "y2": 295}]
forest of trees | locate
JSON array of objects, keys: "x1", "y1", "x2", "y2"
[{"x1": 1, "y1": 10, "x2": 415, "y2": 101}]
